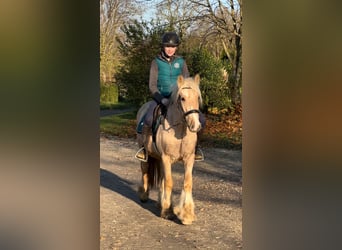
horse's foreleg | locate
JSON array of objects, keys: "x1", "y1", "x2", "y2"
[
  {"x1": 138, "y1": 161, "x2": 149, "y2": 202},
  {"x1": 174, "y1": 159, "x2": 196, "y2": 225},
  {"x1": 160, "y1": 158, "x2": 174, "y2": 219}
]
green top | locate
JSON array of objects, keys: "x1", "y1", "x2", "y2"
[{"x1": 155, "y1": 56, "x2": 184, "y2": 97}]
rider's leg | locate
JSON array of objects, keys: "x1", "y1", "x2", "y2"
[
  {"x1": 135, "y1": 125, "x2": 151, "y2": 162},
  {"x1": 195, "y1": 112, "x2": 206, "y2": 161},
  {"x1": 144, "y1": 101, "x2": 157, "y2": 127},
  {"x1": 135, "y1": 101, "x2": 157, "y2": 162}
]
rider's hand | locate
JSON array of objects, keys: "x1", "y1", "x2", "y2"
[{"x1": 161, "y1": 98, "x2": 169, "y2": 106}]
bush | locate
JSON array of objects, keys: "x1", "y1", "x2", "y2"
[
  {"x1": 187, "y1": 48, "x2": 232, "y2": 113},
  {"x1": 100, "y1": 82, "x2": 118, "y2": 105},
  {"x1": 115, "y1": 21, "x2": 165, "y2": 106}
]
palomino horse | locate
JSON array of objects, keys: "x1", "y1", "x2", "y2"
[{"x1": 136, "y1": 74, "x2": 202, "y2": 225}]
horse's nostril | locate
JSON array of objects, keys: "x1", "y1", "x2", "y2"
[{"x1": 189, "y1": 123, "x2": 201, "y2": 133}]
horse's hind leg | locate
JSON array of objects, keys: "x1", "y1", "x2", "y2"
[{"x1": 138, "y1": 161, "x2": 149, "y2": 202}]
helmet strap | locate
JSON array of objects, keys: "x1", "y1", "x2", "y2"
[{"x1": 161, "y1": 49, "x2": 171, "y2": 59}]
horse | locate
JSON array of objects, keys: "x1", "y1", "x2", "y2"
[{"x1": 136, "y1": 74, "x2": 202, "y2": 225}]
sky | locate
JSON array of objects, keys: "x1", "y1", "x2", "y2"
[{"x1": 139, "y1": 0, "x2": 158, "y2": 21}]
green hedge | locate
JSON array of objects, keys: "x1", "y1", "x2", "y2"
[{"x1": 100, "y1": 82, "x2": 118, "y2": 104}]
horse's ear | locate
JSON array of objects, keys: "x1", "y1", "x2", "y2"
[
  {"x1": 178, "y1": 75, "x2": 184, "y2": 87},
  {"x1": 194, "y1": 74, "x2": 200, "y2": 85}
]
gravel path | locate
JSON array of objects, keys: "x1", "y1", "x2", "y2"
[{"x1": 100, "y1": 135, "x2": 242, "y2": 249}]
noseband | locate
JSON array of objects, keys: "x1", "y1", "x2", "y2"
[{"x1": 184, "y1": 109, "x2": 200, "y2": 117}]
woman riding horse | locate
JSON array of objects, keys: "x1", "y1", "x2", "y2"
[
  {"x1": 135, "y1": 31, "x2": 205, "y2": 161},
  {"x1": 136, "y1": 74, "x2": 203, "y2": 225}
]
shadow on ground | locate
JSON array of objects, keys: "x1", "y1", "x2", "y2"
[
  {"x1": 100, "y1": 168, "x2": 161, "y2": 218},
  {"x1": 100, "y1": 168, "x2": 185, "y2": 224}
]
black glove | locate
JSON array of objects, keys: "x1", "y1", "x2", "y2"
[
  {"x1": 153, "y1": 92, "x2": 168, "y2": 115},
  {"x1": 161, "y1": 98, "x2": 169, "y2": 106},
  {"x1": 153, "y1": 92, "x2": 164, "y2": 104}
]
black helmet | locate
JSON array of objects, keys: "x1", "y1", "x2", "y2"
[{"x1": 161, "y1": 32, "x2": 180, "y2": 47}]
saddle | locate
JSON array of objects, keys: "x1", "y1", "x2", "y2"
[
  {"x1": 152, "y1": 104, "x2": 166, "y2": 143},
  {"x1": 136, "y1": 103, "x2": 166, "y2": 142}
]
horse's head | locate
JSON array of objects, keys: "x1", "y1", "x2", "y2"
[{"x1": 175, "y1": 74, "x2": 202, "y2": 133}]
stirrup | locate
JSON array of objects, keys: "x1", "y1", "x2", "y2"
[
  {"x1": 195, "y1": 147, "x2": 204, "y2": 162},
  {"x1": 135, "y1": 147, "x2": 148, "y2": 162}
]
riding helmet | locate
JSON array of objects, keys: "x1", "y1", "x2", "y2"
[{"x1": 161, "y1": 32, "x2": 180, "y2": 47}]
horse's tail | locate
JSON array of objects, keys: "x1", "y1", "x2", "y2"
[{"x1": 147, "y1": 157, "x2": 162, "y2": 189}]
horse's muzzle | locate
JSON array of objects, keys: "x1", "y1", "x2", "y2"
[
  {"x1": 183, "y1": 109, "x2": 201, "y2": 132},
  {"x1": 188, "y1": 122, "x2": 201, "y2": 133},
  {"x1": 193, "y1": 124, "x2": 202, "y2": 133}
]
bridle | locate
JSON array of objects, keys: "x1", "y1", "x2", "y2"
[
  {"x1": 161, "y1": 86, "x2": 201, "y2": 132},
  {"x1": 178, "y1": 87, "x2": 200, "y2": 121},
  {"x1": 183, "y1": 109, "x2": 200, "y2": 117}
]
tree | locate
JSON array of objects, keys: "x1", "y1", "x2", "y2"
[
  {"x1": 186, "y1": 0, "x2": 242, "y2": 105},
  {"x1": 155, "y1": 0, "x2": 197, "y2": 39},
  {"x1": 115, "y1": 21, "x2": 166, "y2": 105},
  {"x1": 100, "y1": 0, "x2": 142, "y2": 82},
  {"x1": 103, "y1": 0, "x2": 243, "y2": 110}
]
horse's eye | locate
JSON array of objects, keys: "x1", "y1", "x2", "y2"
[{"x1": 181, "y1": 97, "x2": 185, "y2": 101}]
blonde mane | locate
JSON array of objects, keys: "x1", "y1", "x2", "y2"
[{"x1": 170, "y1": 76, "x2": 202, "y2": 107}]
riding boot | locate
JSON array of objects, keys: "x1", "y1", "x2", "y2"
[
  {"x1": 195, "y1": 131, "x2": 204, "y2": 161},
  {"x1": 135, "y1": 126, "x2": 151, "y2": 162},
  {"x1": 194, "y1": 147, "x2": 204, "y2": 161}
]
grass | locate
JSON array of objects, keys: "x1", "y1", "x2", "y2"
[
  {"x1": 100, "y1": 111, "x2": 137, "y2": 138},
  {"x1": 100, "y1": 101, "x2": 138, "y2": 110}
]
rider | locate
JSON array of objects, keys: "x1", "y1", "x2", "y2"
[{"x1": 135, "y1": 31, "x2": 205, "y2": 162}]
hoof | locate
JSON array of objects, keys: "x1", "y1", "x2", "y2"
[
  {"x1": 138, "y1": 186, "x2": 149, "y2": 202},
  {"x1": 173, "y1": 206, "x2": 181, "y2": 216},
  {"x1": 181, "y1": 217, "x2": 194, "y2": 225},
  {"x1": 173, "y1": 206, "x2": 196, "y2": 225},
  {"x1": 161, "y1": 208, "x2": 175, "y2": 220}
]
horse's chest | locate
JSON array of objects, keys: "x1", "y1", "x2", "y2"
[{"x1": 160, "y1": 134, "x2": 196, "y2": 156}]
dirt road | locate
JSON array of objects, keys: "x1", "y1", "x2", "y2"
[{"x1": 100, "y1": 135, "x2": 242, "y2": 249}]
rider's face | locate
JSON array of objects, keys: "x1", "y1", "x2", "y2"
[{"x1": 164, "y1": 46, "x2": 177, "y2": 57}]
